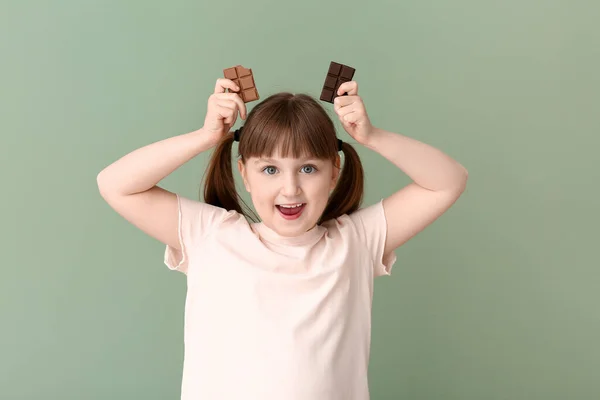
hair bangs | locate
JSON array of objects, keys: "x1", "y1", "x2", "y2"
[{"x1": 239, "y1": 93, "x2": 338, "y2": 161}]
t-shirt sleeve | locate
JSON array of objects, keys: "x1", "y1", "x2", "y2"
[
  {"x1": 347, "y1": 199, "x2": 397, "y2": 277},
  {"x1": 164, "y1": 193, "x2": 230, "y2": 275}
]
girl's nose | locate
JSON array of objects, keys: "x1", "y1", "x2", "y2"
[{"x1": 281, "y1": 175, "x2": 301, "y2": 197}]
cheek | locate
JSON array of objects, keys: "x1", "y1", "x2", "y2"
[
  {"x1": 306, "y1": 178, "x2": 333, "y2": 199},
  {"x1": 249, "y1": 178, "x2": 276, "y2": 203}
]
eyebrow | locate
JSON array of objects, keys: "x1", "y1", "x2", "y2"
[{"x1": 254, "y1": 158, "x2": 318, "y2": 165}]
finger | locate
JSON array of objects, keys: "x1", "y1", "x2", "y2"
[
  {"x1": 216, "y1": 105, "x2": 237, "y2": 126},
  {"x1": 337, "y1": 81, "x2": 358, "y2": 96},
  {"x1": 215, "y1": 92, "x2": 247, "y2": 119},
  {"x1": 341, "y1": 110, "x2": 359, "y2": 124},
  {"x1": 214, "y1": 78, "x2": 240, "y2": 94},
  {"x1": 214, "y1": 92, "x2": 243, "y2": 101},
  {"x1": 215, "y1": 99, "x2": 242, "y2": 123},
  {"x1": 231, "y1": 93, "x2": 247, "y2": 120},
  {"x1": 216, "y1": 99, "x2": 238, "y2": 113},
  {"x1": 336, "y1": 102, "x2": 359, "y2": 118},
  {"x1": 333, "y1": 95, "x2": 356, "y2": 109}
]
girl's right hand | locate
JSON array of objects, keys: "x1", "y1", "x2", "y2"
[{"x1": 202, "y1": 78, "x2": 247, "y2": 145}]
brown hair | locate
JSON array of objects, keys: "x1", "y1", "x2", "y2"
[{"x1": 202, "y1": 92, "x2": 364, "y2": 224}]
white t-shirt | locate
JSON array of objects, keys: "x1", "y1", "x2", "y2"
[{"x1": 164, "y1": 194, "x2": 396, "y2": 400}]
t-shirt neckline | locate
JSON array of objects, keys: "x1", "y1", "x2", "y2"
[{"x1": 254, "y1": 222, "x2": 326, "y2": 246}]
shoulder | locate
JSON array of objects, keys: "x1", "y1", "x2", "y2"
[
  {"x1": 177, "y1": 194, "x2": 240, "y2": 218},
  {"x1": 322, "y1": 199, "x2": 385, "y2": 238},
  {"x1": 176, "y1": 194, "x2": 249, "y2": 237},
  {"x1": 324, "y1": 199, "x2": 385, "y2": 226},
  {"x1": 322, "y1": 199, "x2": 395, "y2": 277},
  {"x1": 164, "y1": 195, "x2": 251, "y2": 274}
]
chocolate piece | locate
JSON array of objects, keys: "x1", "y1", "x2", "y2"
[
  {"x1": 320, "y1": 61, "x2": 356, "y2": 103},
  {"x1": 223, "y1": 65, "x2": 259, "y2": 103}
]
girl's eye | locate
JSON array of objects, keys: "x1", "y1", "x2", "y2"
[
  {"x1": 261, "y1": 165, "x2": 318, "y2": 175},
  {"x1": 263, "y1": 166, "x2": 277, "y2": 175}
]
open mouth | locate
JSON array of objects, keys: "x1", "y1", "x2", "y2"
[{"x1": 276, "y1": 203, "x2": 306, "y2": 220}]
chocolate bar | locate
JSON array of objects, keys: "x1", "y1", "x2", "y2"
[
  {"x1": 319, "y1": 61, "x2": 356, "y2": 103},
  {"x1": 223, "y1": 65, "x2": 259, "y2": 103}
]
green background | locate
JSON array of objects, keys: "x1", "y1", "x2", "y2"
[{"x1": 2, "y1": 0, "x2": 599, "y2": 399}]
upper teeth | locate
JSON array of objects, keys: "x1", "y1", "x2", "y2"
[{"x1": 280, "y1": 204, "x2": 303, "y2": 208}]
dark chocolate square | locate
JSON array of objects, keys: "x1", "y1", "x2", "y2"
[
  {"x1": 328, "y1": 62, "x2": 342, "y2": 75},
  {"x1": 340, "y1": 66, "x2": 355, "y2": 80}
]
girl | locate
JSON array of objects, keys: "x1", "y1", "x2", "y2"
[{"x1": 97, "y1": 78, "x2": 468, "y2": 399}]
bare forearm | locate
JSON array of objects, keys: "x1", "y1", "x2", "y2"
[
  {"x1": 364, "y1": 127, "x2": 468, "y2": 192},
  {"x1": 97, "y1": 128, "x2": 216, "y2": 196}
]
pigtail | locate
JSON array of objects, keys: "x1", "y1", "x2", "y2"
[
  {"x1": 319, "y1": 141, "x2": 364, "y2": 223},
  {"x1": 203, "y1": 132, "x2": 259, "y2": 222},
  {"x1": 203, "y1": 133, "x2": 240, "y2": 213}
]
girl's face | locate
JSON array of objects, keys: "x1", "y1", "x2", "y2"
[{"x1": 238, "y1": 151, "x2": 340, "y2": 237}]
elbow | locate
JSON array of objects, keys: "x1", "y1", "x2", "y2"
[
  {"x1": 96, "y1": 171, "x2": 107, "y2": 197},
  {"x1": 457, "y1": 167, "x2": 469, "y2": 192},
  {"x1": 96, "y1": 170, "x2": 113, "y2": 198},
  {"x1": 450, "y1": 166, "x2": 468, "y2": 193}
]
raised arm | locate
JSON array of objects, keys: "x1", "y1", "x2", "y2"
[
  {"x1": 97, "y1": 78, "x2": 246, "y2": 249},
  {"x1": 364, "y1": 127, "x2": 468, "y2": 256},
  {"x1": 333, "y1": 80, "x2": 468, "y2": 258},
  {"x1": 96, "y1": 129, "x2": 218, "y2": 249}
]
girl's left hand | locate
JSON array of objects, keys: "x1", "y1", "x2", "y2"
[{"x1": 333, "y1": 81, "x2": 374, "y2": 146}]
